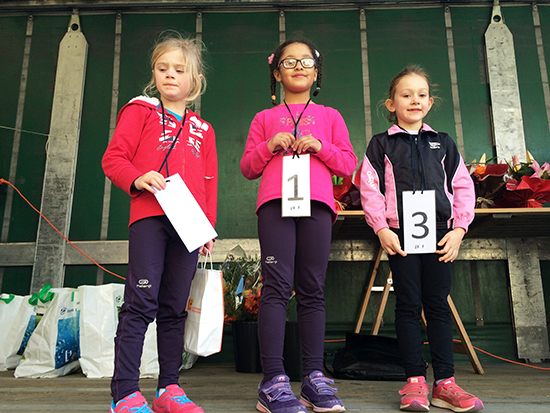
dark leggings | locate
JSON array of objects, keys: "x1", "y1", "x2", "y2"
[
  {"x1": 257, "y1": 199, "x2": 333, "y2": 381},
  {"x1": 111, "y1": 216, "x2": 198, "y2": 402},
  {"x1": 388, "y1": 228, "x2": 455, "y2": 381}
]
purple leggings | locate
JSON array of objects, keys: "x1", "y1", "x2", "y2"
[
  {"x1": 111, "y1": 216, "x2": 198, "y2": 403},
  {"x1": 257, "y1": 199, "x2": 333, "y2": 381}
]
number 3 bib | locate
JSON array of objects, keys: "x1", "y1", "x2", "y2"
[
  {"x1": 282, "y1": 154, "x2": 311, "y2": 217},
  {"x1": 402, "y1": 190, "x2": 436, "y2": 253}
]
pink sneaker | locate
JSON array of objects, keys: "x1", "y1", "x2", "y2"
[
  {"x1": 431, "y1": 378, "x2": 483, "y2": 412},
  {"x1": 110, "y1": 391, "x2": 153, "y2": 413},
  {"x1": 152, "y1": 384, "x2": 204, "y2": 413},
  {"x1": 398, "y1": 376, "x2": 430, "y2": 411}
]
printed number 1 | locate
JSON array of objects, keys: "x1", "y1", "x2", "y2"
[
  {"x1": 411, "y1": 211, "x2": 429, "y2": 239},
  {"x1": 287, "y1": 175, "x2": 303, "y2": 201}
]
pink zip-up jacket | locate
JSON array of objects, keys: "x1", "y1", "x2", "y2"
[
  {"x1": 240, "y1": 103, "x2": 357, "y2": 220},
  {"x1": 360, "y1": 124, "x2": 474, "y2": 234},
  {"x1": 102, "y1": 96, "x2": 218, "y2": 228}
]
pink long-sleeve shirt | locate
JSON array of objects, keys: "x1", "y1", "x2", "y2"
[{"x1": 240, "y1": 103, "x2": 357, "y2": 220}]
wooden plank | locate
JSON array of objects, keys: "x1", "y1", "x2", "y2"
[
  {"x1": 371, "y1": 270, "x2": 392, "y2": 335},
  {"x1": 354, "y1": 246, "x2": 383, "y2": 333}
]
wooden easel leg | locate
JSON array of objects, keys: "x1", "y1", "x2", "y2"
[
  {"x1": 354, "y1": 247, "x2": 384, "y2": 333},
  {"x1": 447, "y1": 296, "x2": 484, "y2": 374},
  {"x1": 372, "y1": 271, "x2": 392, "y2": 335}
]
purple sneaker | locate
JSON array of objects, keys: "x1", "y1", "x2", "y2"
[
  {"x1": 300, "y1": 371, "x2": 345, "y2": 412},
  {"x1": 257, "y1": 374, "x2": 307, "y2": 413}
]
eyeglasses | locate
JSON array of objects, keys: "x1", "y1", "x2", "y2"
[{"x1": 278, "y1": 58, "x2": 316, "y2": 69}]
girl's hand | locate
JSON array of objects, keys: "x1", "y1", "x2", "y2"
[
  {"x1": 134, "y1": 171, "x2": 166, "y2": 194},
  {"x1": 268, "y1": 132, "x2": 295, "y2": 152},
  {"x1": 436, "y1": 228, "x2": 465, "y2": 263},
  {"x1": 199, "y1": 240, "x2": 214, "y2": 256},
  {"x1": 377, "y1": 228, "x2": 407, "y2": 257},
  {"x1": 293, "y1": 134, "x2": 322, "y2": 154}
]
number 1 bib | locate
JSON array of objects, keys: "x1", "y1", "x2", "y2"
[
  {"x1": 402, "y1": 190, "x2": 436, "y2": 253},
  {"x1": 282, "y1": 154, "x2": 311, "y2": 217}
]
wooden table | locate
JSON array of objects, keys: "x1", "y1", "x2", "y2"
[{"x1": 333, "y1": 208, "x2": 550, "y2": 363}]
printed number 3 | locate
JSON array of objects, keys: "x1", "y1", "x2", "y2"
[
  {"x1": 287, "y1": 174, "x2": 303, "y2": 201},
  {"x1": 411, "y1": 211, "x2": 429, "y2": 239}
]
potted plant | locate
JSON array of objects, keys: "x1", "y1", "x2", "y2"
[{"x1": 222, "y1": 247, "x2": 262, "y2": 372}]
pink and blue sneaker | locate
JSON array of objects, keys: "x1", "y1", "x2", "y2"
[
  {"x1": 110, "y1": 391, "x2": 154, "y2": 413},
  {"x1": 152, "y1": 384, "x2": 203, "y2": 413}
]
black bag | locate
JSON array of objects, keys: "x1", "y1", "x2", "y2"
[{"x1": 324, "y1": 332, "x2": 407, "y2": 381}]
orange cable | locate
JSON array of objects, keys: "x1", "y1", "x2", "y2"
[{"x1": 0, "y1": 178, "x2": 125, "y2": 280}]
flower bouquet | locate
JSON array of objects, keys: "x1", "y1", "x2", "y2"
[
  {"x1": 466, "y1": 154, "x2": 510, "y2": 208},
  {"x1": 222, "y1": 246, "x2": 262, "y2": 323},
  {"x1": 494, "y1": 153, "x2": 550, "y2": 208}
]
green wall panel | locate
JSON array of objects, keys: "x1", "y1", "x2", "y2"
[
  {"x1": 202, "y1": 11, "x2": 279, "y2": 239},
  {"x1": 70, "y1": 14, "x2": 116, "y2": 241},
  {"x1": 451, "y1": 6, "x2": 494, "y2": 163},
  {"x1": 366, "y1": 7, "x2": 455, "y2": 144},
  {"x1": 0, "y1": 16, "x2": 27, "y2": 228},
  {"x1": 6, "y1": 16, "x2": 66, "y2": 243},
  {"x1": 0, "y1": 267, "x2": 32, "y2": 296}
]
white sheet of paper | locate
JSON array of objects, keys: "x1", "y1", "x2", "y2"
[
  {"x1": 282, "y1": 154, "x2": 311, "y2": 217},
  {"x1": 154, "y1": 173, "x2": 217, "y2": 252},
  {"x1": 403, "y1": 190, "x2": 436, "y2": 254}
]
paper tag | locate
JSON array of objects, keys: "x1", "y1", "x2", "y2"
[
  {"x1": 154, "y1": 173, "x2": 217, "y2": 252},
  {"x1": 282, "y1": 154, "x2": 311, "y2": 217},
  {"x1": 403, "y1": 190, "x2": 436, "y2": 254}
]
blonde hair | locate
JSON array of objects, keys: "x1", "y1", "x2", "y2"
[{"x1": 143, "y1": 34, "x2": 206, "y2": 107}]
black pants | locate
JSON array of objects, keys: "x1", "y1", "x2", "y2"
[
  {"x1": 388, "y1": 228, "x2": 454, "y2": 381},
  {"x1": 257, "y1": 199, "x2": 333, "y2": 381},
  {"x1": 111, "y1": 216, "x2": 198, "y2": 402}
]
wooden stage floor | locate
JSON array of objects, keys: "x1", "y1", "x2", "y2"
[{"x1": 0, "y1": 362, "x2": 548, "y2": 412}]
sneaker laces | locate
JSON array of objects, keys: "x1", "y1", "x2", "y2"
[
  {"x1": 128, "y1": 404, "x2": 153, "y2": 413},
  {"x1": 171, "y1": 394, "x2": 192, "y2": 405},
  {"x1": 309, "y1": 375, "x2": 338, "y2": 395},
  {"x1": 262, "y1": 381, "x2": 296, "y2": 402}
]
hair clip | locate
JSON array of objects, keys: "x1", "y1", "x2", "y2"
[
  {"x1": 314, "y1": 50, "x2": 320, "y2": 58},
  {"x1": 313, "y1": 87, "x2": 320, "y2": 97},
  {"x1": 268, "y1": 54, "x2": 274, "y2": 65}
]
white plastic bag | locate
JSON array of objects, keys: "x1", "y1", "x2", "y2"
[
  {"x1": 78, "y1": 283, "x2": 159, "y2": 378},
  {"x1": 78, "y1": 283, "x2": 123, "y2": 378},
  {"x1": 0, "y1": 294, "x2": 35, "y2": 370},
  {"x1": 0, "y1": 284, "x2": 55, "y2": 371},
  {"x1": 184, "y1": 252, "x2": 224, "y2": 357},
  {"x1": 15, "y1": 288, "x2": 80, "y2": 378}
]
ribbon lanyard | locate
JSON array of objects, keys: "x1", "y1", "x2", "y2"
[
  {"x1": 158, "y1": 102, "x2": 187, "y2": 177},
  {"x1": 284, "y1": 99, "x2": 311, "y2": 158}
]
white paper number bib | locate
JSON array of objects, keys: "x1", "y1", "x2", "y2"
[
  {"x1": 282, "y1": 154, "x2": 311, "y2": 217},
  {"x1": 403, "y1": 190, "x2": 436, "y2": 254}
]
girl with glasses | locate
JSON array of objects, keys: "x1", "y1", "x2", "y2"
[{"x1": 240, "y1": 39, "x2": 357, "y2": 413}]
